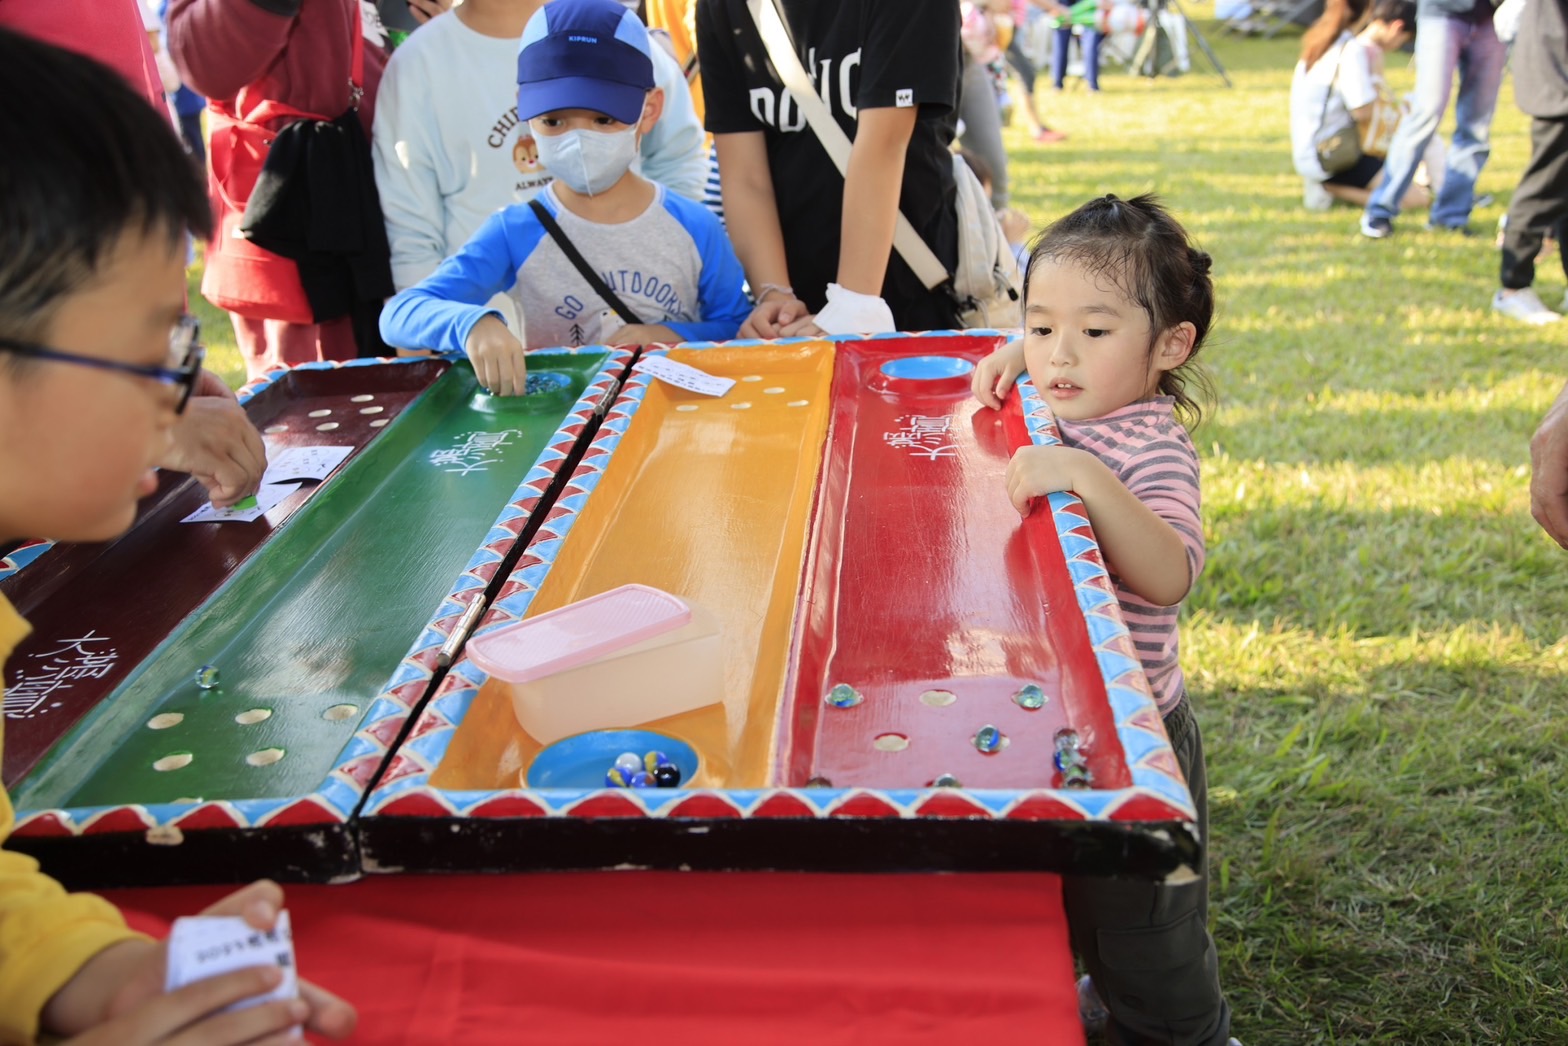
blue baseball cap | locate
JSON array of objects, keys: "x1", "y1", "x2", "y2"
[{"x1": 516, "y1": 0, "x2": 655, "y2": 125}]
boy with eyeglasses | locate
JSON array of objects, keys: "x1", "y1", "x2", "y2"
[{"x1": 0, "y1": 28, "x2": 355, "y2": 1043}]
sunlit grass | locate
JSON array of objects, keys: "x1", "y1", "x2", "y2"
[{"x1": 1009, "y1": 11, "x2": 1567, "y2": 1043}]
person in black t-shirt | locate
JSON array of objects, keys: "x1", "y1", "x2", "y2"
[{"x1": 695, "y1": 0, "x2": 962, "y2": 336}]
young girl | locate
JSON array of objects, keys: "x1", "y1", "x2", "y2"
[{"x1": 972, "y1": 193, "x2": 1236, "y2": 1046}]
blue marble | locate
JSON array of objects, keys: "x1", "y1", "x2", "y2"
[
  {"x1": 973, "y1": 725, "x2": 1004, "y2": 754},
  {"x1": 824, "y1": 683, "x2": 864, "y2": 708},
  {"x1": 194, "y1": 664, "x2": 220, "y2": 690}
]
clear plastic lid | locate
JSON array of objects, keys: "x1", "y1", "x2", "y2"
[{"x1": 466, "y1": 584, "x2": 693, "y2": 683}]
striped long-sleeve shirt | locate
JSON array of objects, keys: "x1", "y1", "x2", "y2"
[{"x1": 1056, "y1": 397, "x2": 1204, "y2": 714}]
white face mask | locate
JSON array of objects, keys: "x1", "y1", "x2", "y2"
[{"x1": 535, "y1": 125, "x2": 639, "y2": 197}]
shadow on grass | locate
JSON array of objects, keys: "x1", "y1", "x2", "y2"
[
  {"x1": 1204, "y1": 402, "x2": 1543, "y2": 467},
  {"x1": 1196, "y1": 653, "x2": 1568, "y2": 1044}
]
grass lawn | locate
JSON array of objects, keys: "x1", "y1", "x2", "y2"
[
  {"x1": 998, "y1": 12, "x2": 1567, "y2": 1044},
  {"x1": 189, "y1": 14, "x2": 1566, "y2": 1041}
]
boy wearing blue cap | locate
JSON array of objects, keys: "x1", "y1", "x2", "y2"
[{"x1": 380, "y1": 0, "x2": 750, "y2": 396}]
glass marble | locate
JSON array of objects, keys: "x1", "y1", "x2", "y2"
[
  {"x1": 1054, "y1": 748, "x2": 1085, "y2": 773},
  {"x1": 653, "y1": 765, "x2": 681, "y2": 788},
  {"x1": 805, "y1": 775, "x2": 834, "y2": 788},
  {"x1": 629, "y1": 771, "x2": 655, "y2": 788},
  {"x1": 1054, "y1": 728, "x2": 1082, "y2": 752},
  {"x1": 932, "y1": 774, "x2": 962, "y2": 788},
  {"x1": 643, "y1": 750, "x2": 669, "y2": 773},
  {"x1": 605, "y1": 768, "x2": 631, "y2": 788},
  {"x1": 1012, "y1": 684, "x2": 1047, "y2": 710},
  {"x1": 194, "y1": 664, "x2": 220, "y2": 690},
  {"x1": 824, "y1": 683, "x2": 864, "y2": 708},
  {"x1": 526, "y1": 371, "x2": 571, "y2": 395},
  {"x1": 613, "y1": 752, "x2": 643, "y2": 777},
  {"x1": 973, "y1": 725, "x2": 1004, "y2": 754}
]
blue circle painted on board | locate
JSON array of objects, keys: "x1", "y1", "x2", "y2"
[
  {"x1": 878, "y1": 356, "x2": 975, "y2": 381},
  {"x1": 526, "y1": 729, "x2": 699, "y2": 789},
  {"x1": 470, "y1": 369, "x2": 575, "y2": 413}
]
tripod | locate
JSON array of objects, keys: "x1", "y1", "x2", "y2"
[{"x1": 1131, "y1": 0, "x2": 1233, "y2": 87}]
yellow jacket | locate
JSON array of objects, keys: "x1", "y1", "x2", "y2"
[{"x1": 0, "y1": 595, "x2": 137, "y2": 1044}]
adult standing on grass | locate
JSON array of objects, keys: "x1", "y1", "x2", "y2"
[
  {"x1": 695, "y1": 0, "x2": 964, "y2": 337},
  {"x1": 1491, "y1": 0, "x2": 1568, "y2": 324},
  {"x1": 166, "y1": 0, "x2": 448, "y2": 379},
  {"x1": 1357, "y1": 0, "x2": 1506, "y2": 238}
]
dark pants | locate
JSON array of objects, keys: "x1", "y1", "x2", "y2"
[
  {"x1": 1053, "y1": 27, "x2": 1103, "y2": 90},
  {"x1": 178, "y1": 109, "x2": 206, "y2": 168},
  {"x1": 1501, "y1": 114, "x2": 1568, "y2": 290},
  {"x1": 958, "y1": 54, "x2": 1009, "y2": 209},
  {"x1": 1063, "y1": 697, "x2": 1231, "y2": 1046},
  {"x1": 1007, "y1": 35, "x2": 1038, "y2": 94}
]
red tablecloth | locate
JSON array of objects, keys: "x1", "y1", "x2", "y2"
[{"x1": 104, "y1": 871, "x2": 1082, "y2": 1046}]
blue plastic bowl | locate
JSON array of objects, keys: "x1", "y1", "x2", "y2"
[{"x1": 525, "y1": 729, "x2": 700, "y2": 789}]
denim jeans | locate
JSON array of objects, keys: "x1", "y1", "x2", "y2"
[{"x1": 1365, "y1": 13, "x2": 1506, "y2": 228}]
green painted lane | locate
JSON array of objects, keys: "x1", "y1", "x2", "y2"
[{"x1": 16, "y1": 356, "x2": 606, "y2": 811}]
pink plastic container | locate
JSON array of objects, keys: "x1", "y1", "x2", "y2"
[{"x1": 466, "y1": 584, "x2": 722, "y2": 744}]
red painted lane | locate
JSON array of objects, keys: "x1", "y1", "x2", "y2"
[{"x1": 778, "y1": 338, "x2": 1129, "y2": 790}]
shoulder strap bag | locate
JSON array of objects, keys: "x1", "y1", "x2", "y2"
[{"x1": 528, "y1": 198, "x2": 644, "y2": 326}]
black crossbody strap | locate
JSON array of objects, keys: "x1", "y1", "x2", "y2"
[{"x1": 528, "y1": 199, "x2": 643, "y2": 326}]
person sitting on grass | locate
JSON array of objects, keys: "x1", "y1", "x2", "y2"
[
  {"x1": 0, "y1": 28, "x2": 355, "y2": 1044},
  {"x1": 970, "y1": 193, "x2": 1241, "y2": 1046},
  {"x1": 379, "y1": 0, "x2": 749, "y2": 397},
  {"x1": 1289, "y1": 0, "x2": 1427, "y2": 213}
]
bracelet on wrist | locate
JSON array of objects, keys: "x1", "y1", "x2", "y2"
[{"x1": 756, "y1": 282, "x2": 794, "y2": 303}]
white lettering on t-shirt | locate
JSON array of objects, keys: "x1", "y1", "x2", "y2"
[
  {"x1": 748, "y1": 46, "x2": 862, "y2": 131},
  {"x1": 838, "y1": 50, "x2": 861, "y2": 118}
]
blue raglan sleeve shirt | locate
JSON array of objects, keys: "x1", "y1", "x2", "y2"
[
  {"x1": 660, "y1": 192, "x2": 752, "y2": 343},
  {"x1": 379, "y1": 208, "x2": 546, "y2": 355}
]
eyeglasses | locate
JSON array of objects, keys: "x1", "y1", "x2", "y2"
[{"x1": 0, "y1": 314, "x2": 206, "y2": 414}]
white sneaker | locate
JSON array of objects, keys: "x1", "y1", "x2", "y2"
[
  {"x1": 1493, "y1": 287, "x2": 1562, "y2": 325},
  {"x1": 1302, "y1": 179, "x2": 1334, "y2": 212}
]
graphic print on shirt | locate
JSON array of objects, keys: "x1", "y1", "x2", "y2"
[
  {"x1": 487, "y1": 106, "x2": 553, "y2": 196},
  {"x1": 748, "y1": 46, "x2": 862, "y2": 132},
  {"x1": 538, "y1": 268, "x2": 692, "y2": 346}
]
